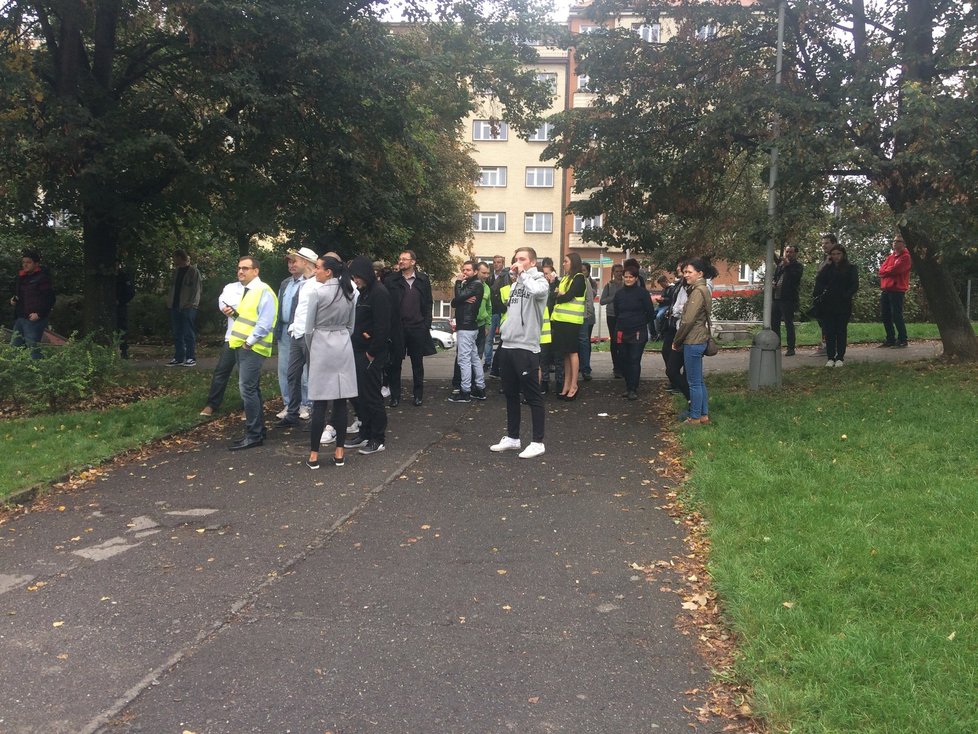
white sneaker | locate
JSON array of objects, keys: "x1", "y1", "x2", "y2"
[
  {"x1": 381, "y1": 386, "x2": 391, "y2": 398},
  {"x1": 320, "y1": 425, "x2": 336, "y2": 445},
  {"x1": 834, "y1": 360, "x2": 844, "y2": 367},
  {"x1": 347, "y1": 418, "x2": 361, "y2": 433},
  {"x1": 298, "y1": 405, "x2": 311, "y2": 420},
  {"x1": 825, "y1": 360, "x2": 836, "y2": 368},
  {"x1": 276, "y1": 408, "x2": 288, "y2": 419},
  {"x1": 518, "y1": 442, "x2": 546, "y2": 459},
  {"x1": 490, "y1": 436, "x2": 522, "y2": 452}
]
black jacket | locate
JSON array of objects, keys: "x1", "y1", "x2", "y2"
[
  {"x1": 352, "y1": 280, "x2": 392, "y2": 359},
  {"x1": 613, "y1": 282, "x2": 656, "y2": 332},
  {"x1": 488, "y1": 269, "x2": 510, "y2": 314},
  {"x1": 384, "y1": 270, "x2": 433, "y2": 330},
  {"x1": 13, "y1": 265, "x2": 56, "y2": 320},
  {"x1": 773, "y1": 259, "x2": 804, "y2": 305},
  {"x1": 813, "y1": 263, "x2": 859, "y2": 319},
  {"x1": 451, "y1": 275, "x2": 483, "y2": 331}
]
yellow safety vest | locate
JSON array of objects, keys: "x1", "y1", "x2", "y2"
[
  {"x1": 499, "y1": 284, "x2": 512, "y2": 324},
  {"x1": 228, "y1": 283, "x2": 278, "y2": 357},
  {"x1": 539, "y1": 306, "x2": 552, "y2": 345},
  {"x1": 550, "y1": 273, "x2": 585, "y2": 325}
]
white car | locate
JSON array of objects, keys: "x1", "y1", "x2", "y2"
[{"x1": 430, "y1": 319, "x2": 455, "y2": 350}]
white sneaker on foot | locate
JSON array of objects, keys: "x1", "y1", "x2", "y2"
[
  {"x1": 518, "y1": 442, "x2": 546, "y2": 459},
  {"x1": 834, "y1": 359, "x2": 844, "y2": 367},
  {"x1": 490, "y1": 436, "x2": 522, "y2": 452},
  {"x1": 347, "y1": 418, "x2": 361, "y2": 433},
  {"x1": 381, "y1": 386, "x2": 391, "y2": 398},
  {"x1": 276, "y1": 408, "x2": 288, "y2": 420},
  {"x1": 825, "y1": 360, "x2": 836, "y2": 367},
  {"x1": 298, "y1": 405, "x2": 311, "y2": 420},
  {"x1": 320, "y1": 425, "x2": 336, "y2": 445}
]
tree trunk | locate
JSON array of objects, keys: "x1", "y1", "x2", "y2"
[
  {"x1": 82, "y1": 206, "x2": 120, "y2": 342},
  {"x1": 902, "y1": 227, "x2": 978, "y2": 361}
]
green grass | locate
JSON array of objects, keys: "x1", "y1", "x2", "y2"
[
  {"x1": 677, "y1": 361, "x2": 978, "y2": 733},
  {"x1": 0, "y1": 365, "x2": 280, "y2": 502},
  {"x1": 715, "y1": 321, "x2": 977, "y2": 349}
]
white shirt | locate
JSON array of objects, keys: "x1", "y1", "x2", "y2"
[
  {"x1": 288, "y1": 278, "x2": 325, "y2": 338},
  {"x1": 218, "y1": 282, "x2": 245, "y2": 341}
]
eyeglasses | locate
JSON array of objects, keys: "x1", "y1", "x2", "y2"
[{"x1": 237, "y1": 266, "x2": 255, "y2": 271}]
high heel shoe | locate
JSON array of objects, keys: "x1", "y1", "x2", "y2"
[{"x1": 564, "y1": 391, "x2": 578, "y2": 401}]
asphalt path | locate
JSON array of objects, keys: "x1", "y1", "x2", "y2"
[{"x1": 0, "y1": 340, "x2": 940, "y2": 733}]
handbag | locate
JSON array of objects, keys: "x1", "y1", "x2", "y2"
[{"x1": 704, "y1": 314, "x2": 719, "y2": 356}]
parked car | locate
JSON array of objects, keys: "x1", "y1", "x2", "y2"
[{"x1": 430, "y1": 318, "x2": 455, "y2": 350}]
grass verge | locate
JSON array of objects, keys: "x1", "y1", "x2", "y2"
[
  {"x1": 677, "y1": 360, "x2": 978, "y2": 733},
  {"x1": 0, "y1": 365, "x2": 279, "y2": 503}
]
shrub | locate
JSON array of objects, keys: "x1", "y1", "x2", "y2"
[
  {"x1": 0, "y1": 334, "x2": 122, "y2": 412},
  {"x1": 712, "y1": 292, "x2": 763, "y2": 320}
]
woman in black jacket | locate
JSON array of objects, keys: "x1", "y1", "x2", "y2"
[
  {"x1": 812, "y1": 244, "x2": 859, "y2": 367},
  {"x1": 612, "y1": 263, "x2": 656, "y2": 399}
]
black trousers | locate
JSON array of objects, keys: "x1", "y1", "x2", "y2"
[
  {"x1": 204, "y1": 341, "x2": 237, "y2": 410},
  {"x1": 819, "y1": 314, "x2": 850, "y2": 361},
  {"x1": 772, "y1": 299, "x2": 797, "y2": 350},
  {"x1": 310, "y1": 400, "x2": 348, "y2": 454},
  {"x1": 499, "y1": 348, "x2": 545, "y2": 443},
  {"x1": 607, "y1": 315, "x2": 622, "y2": 374},
  {"x1": 620, "y1": 336, "x2": 648, "y2": 392},
  {"x1": 352, "y1": 350, "x2": 388, "y2": 443},
  {"x1": 389, "y1": 326, "x2": 428, "y2": 400},
  {"x1": 660, "y1": 329, "x2": 690, "y2": 400}
]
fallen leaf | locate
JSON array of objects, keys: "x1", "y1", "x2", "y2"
[
  {"x1": 496, "y1": 569, "x2": 508, "y2": 575},
  {"x1": 528, "y1": 696, "x2": 540, "y2": 704},
  {"x1": 948, "y1": 631, "x2": 956, "y2": 641},
  {"x1": 782, "y1": 601, "x2": 795, "y2": 609},
  {"x1": 52, "y1": 620, "x2": 64, "y2": 627}
]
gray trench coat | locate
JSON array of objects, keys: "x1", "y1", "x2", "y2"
[{"x1": 304, "y1": 280, "x2": 358, "y2": 401}]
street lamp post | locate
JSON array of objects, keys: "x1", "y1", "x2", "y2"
[{"x1": 749, "y1": 0, "x2": 786, "y2": 390}]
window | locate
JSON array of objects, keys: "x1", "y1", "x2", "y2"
[
  {"x1": 633, "y1": 22, "x2": 661, "y2": 43},
  {"x1": 524, "y1": 213, "x2": 553, "y2": 233},
  {"x1": 577, "y1": 74, "x2": 592, "y2": 92},
  {"x1": 473, "y1": 120, "x2": 508, "y2": 141},
  {"x1": 578, "y1": 24, "x2": 600, "y2": 34},
  {"x1": 738, "y1": 263, "x2": 761, "y2": 283},
  {"x1": 696, "y1": 24, "x2": 718, "y2": 41},
  {"x1": 473, "y1": 212, "x2": 506, "y2": 232},
  {"x1": 573, "y1": 214, "x2": 603, "y2": 233},
  {"x1": 535, "y1": 72, "x2": 558, "y2": 93},
  {"x1": 477, "y1": 166, "x2": 507, "y2": 187},
  {"x1": 529, "y1": 122, "x2": 554, "y2": 142},
  {"x1": 525, "y1": 167, "x2": 554, "y2": 187}
]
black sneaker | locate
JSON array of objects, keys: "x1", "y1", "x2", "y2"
[
  {"x1": 448, "y1": 392, "x2": 471, "y2": 403},
  {"x1": 332, "y1": 455, "x2": 345, "y2": 467},
  {"x1": 359, "y1": 440, "x2": 385, "y2": 455},
  {"x1": 165, "y1": 358, "x2": 182, "y2": 367},
  {"x1": 878, "y1": 341, "x2": 895, "y2": 348},
  {"x1": 344, "y1": 435, "x2": 368, "y2": 449},
  {"x1": 785, "y1": 348, "x2": 795, "y2": 356},
  {"x1": 471, "y1": 388, "x2": 487, "y2": 401},
  {"x1": 896, "y1": 340, "x2": 908, "y2": 348}
]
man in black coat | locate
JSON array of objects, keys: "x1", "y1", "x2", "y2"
[
  {"x1": 10, "y1": 249, "x2": 56, "y2": 359},
  {"x1": 383, "y1": 250, "x2": 436, "y2": 407},
  {"x1": 772, "y1": 245, "x2": 804, "y2": 356}
]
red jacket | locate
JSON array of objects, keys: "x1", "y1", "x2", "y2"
[{"x1": 879, "y1": 250, "x2": 911, "y2": 293}]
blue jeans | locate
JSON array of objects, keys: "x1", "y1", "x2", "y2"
[
  {"x1": 236, "y1": 347, "x2": 267, "y2": 441},
  {"x1": 880, "y1": 291, "x2": 907, "y2": 343},
  {"x1": 12, "y1": 317, "x2": 48, "y2": 359},
  {"x1": 578, "y1": 322, "x2": 594, "y2": 375},
  {"x1": 456, "y1": 329, "x2": 485, "y2": 393},
  {"x1": 683, "y1": 342, "x2": 709, "y2": 419},
  {"x1": 276, "y1": 335, "x2": 309, "y2": 408},
  {"x1": 483, "y1": 313, "x2": 501, "y2": 370},
  {"x1": 170, "y1": 307, "x2": 197, "y2": 361}
]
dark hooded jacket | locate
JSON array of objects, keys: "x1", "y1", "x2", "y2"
[{"x1": 348, "y1": 256, "x2": 392, "y2": 359}]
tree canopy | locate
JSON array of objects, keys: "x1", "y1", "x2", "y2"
[
  {"x1": 546, "y1": 0, "x2": 978, "y2": 358},
  {"x1": 0, "y1": 0, "x2": 558, "y2": 333}
]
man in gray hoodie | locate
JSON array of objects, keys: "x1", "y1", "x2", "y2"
[{"x1": 489, "y1": 247, "x2": 550, "y2": 459}]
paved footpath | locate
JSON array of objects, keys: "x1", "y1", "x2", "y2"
[
  {"x1": 1, "y1": 379, "x2": 715, "y2": 734},
  {"x1": 1, "y1": 341, "x2": 940, "y2": 734}
]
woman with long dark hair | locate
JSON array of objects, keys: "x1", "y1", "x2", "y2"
[
  {"x1": 812, "y1": 244, "x2": 859, "y2": 367},
  {"x1": 672, "y1": 257, "x2": 717, "y2": 425},
  {"x1": 550, "y1": 252, "x2": 587, "y2": 400},
  {"x1": 304, "y1": 256, "x2": 358, "y2": 468}
]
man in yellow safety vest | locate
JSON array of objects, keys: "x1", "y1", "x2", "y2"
[{"x1": 227, "y1": 255, "x2": 279, "y2": 450}]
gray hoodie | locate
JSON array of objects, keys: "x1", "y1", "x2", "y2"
[{"x1": 499, "y1": 267, "x2": 550, "y2": 354}]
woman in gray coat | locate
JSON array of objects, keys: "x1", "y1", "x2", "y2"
[{"x1": 304, "y1": 255, "x2": 357, "y2": 468}]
